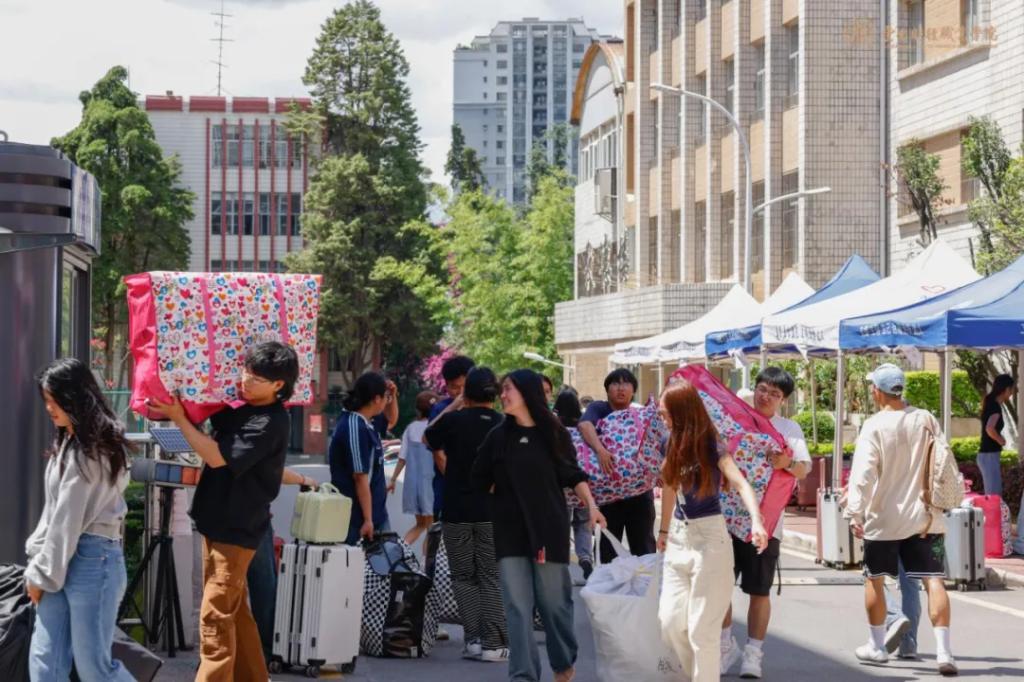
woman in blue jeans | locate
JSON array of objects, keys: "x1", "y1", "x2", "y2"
[
  {"x1": 25, "y1": 358, "x2": 135, "y2": 681},
  {"x1": 977, "y1": 374, "x2": 1014, "y2": 495},
  {"x1": 473, "y1": 369, "x2": 606, "y2": 682}
]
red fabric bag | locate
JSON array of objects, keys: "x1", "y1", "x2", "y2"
[
  {"x1": 126, "y1": 271, "x2": 321, "y2": 423},
  {"x1": 964, "y1": 493, "x2": 1011, "y2": 558},
  {"x1": 670, "y1": 366, "x2": 797, "y2": 541}
]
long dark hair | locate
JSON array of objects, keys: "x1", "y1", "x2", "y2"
[
  {"x1": 501, "y1": 369, "x2": 573, "y2": 460},
  {"x1": 983, "y1": 374, "x2": 1015, "y2": 416},
  {"x1": 660, "y1": 380, "x2": 720, "y2": 498},
  {"x1": 343, "y1": 371, "x2": 388, "y2": 411},
  {"x1": 553, "y1": 387, "x2": 582, "y2": 428},
  {"x1": 37, "y1": 358, "x2": 132, "y2": 484}
]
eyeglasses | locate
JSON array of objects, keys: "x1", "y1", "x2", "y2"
[
  {"x1": 241, "y1": 371, "x2": 272, "y2": 385},
  {"x1": 755, "y1": 385, "x2": 785, "y2": 400},
  {"x1": 608, "y1": 381, "x2": 633, "y2": 389}
]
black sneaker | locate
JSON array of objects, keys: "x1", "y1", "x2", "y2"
[{"x1": 580, "y1": 559, "x2": 594, "y2": 581}]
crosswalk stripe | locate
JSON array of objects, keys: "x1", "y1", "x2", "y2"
[{"x1": 949, "y1": 592, "x2": 1024, "y2": 620}]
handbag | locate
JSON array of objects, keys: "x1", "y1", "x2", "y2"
[
  {"x1": 291, "y1": 482, "x2": 351, "y2": 544},
  {"x1": 921, "y1": 420, "x2": 965, "y2": 514}
]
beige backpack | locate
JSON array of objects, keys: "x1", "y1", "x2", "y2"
[{"x1": 921, "y1": 415, "x2": 965, "y2": 513}]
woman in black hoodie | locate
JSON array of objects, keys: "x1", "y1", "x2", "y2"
[{"x1": 473, "y1": 370, "x2": 605, "y2": 682}]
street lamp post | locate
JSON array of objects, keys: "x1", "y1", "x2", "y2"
[
  {"x1": 523, "y1": 351, "x2": 574, "y2": 385},
  {"x1": 652, "y1": 83, "x2": 753, "y2": 294}
]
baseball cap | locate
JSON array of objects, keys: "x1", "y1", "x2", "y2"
[{"x1": 867, "y1": 363, "x2": 905, "y2": 396}]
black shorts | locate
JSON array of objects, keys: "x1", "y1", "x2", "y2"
[
  {"x1": 862, "y1": 534, "x2": 946, "y2": 580},
  {"x1": 732, "y1": 535, "x2": 780, "y2": 596}
]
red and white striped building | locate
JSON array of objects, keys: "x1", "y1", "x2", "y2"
[{"x1": 143, "y1": 93, "x2": 313, "y2": 273}]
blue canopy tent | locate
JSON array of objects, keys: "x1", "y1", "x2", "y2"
[
  {"x1": 705, "y1": 254, "x2": 881, "y2": 361},
  {"x1": 839, "y1": 253, "x2": 1024, "y2": 441}
]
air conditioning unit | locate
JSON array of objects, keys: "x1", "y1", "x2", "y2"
[{"x1": 594, "y1": 167, "x2": 617, "y2": 220}]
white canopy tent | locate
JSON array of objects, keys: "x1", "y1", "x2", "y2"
[
  {"x1": 761, "y1": 240, "x2": 981, "y2": 354},
  {"x1": 610, "y1": 285, "x2": 761, "y2": 365},
  {"x1": 760, "y1": 239, "x2": 981, "y2": 486}
]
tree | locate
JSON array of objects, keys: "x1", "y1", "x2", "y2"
[
  {"x1": 52, "y1": 66, "x2": 193, "y2": 387},
  {"x1": 444, "y1": 123, "x2": 484, "y2": 192},
  {"x1": 527, "y1": 123, "x2": 576, "y2": 201},
  {"x1": 896, "y1": 140, "x2": 947, "y2": 247},
  {"x1": 293, "y1": 0, "x2": 436, "y2": 384}
]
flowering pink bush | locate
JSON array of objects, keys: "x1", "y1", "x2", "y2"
[{"x1": 419, "y1": 346, "x2": 458, "y2": 395}]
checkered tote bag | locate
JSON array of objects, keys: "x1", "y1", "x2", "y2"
[
  {"x1": 360, "y1": 534, "x2": 438, "y2": 658},
  {"x1": 424, "y1": 524, "x2": 461, "y2": 625}
]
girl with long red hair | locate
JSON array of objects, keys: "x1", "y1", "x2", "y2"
[{"x1": 656, "y1": 379, "x2": 768, "y2": 682}]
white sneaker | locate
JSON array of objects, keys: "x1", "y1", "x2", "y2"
[
  {"x1": 854, "y1": 642, "x2": 889, "y2": 665},
  {"x1": 720, "y1": 636, "x2": 741, "y2": 675},
  {"x1": 884, "y1": 616, "x2": 911, "y2": 654},
  {"x1": 739, "y1": 645, "x2": 763, "y2": 679},
  {"x1": 479, "y1": 647, "x2": 510, "y2": 663},
  {"x1": 937, "y1": 654, "x2": 959, "y2": 677},
  {"x1": 462, "y1": 641, "x2": 482, "y2": 659}
]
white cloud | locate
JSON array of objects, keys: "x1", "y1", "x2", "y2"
[{"x1": 0, "y1": 0, "x2": 622, "y2": 185}]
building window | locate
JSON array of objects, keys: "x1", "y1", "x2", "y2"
[
  {"x1": 908, "y1": 1, "x2": 925, "y2": 64},
  {"x1": 723, "y1": 58, "x2": 735, "y2": 117},
  {"x1": 693, "y1": 201, "x2": 707, "y2": 282},
  {"x1": 496, "y1": 92, "x2": 508, "y2": 101},
  {"x1": 752, "y1": 181, "x2": 765, "y2": 273},
  {"x1": 572, "y1": 59, "x2": 582, "y2": 69},
  {"x1": 720, "y1": 192, "x2": 734, "y2": 279},
  {"x1": 291, "y1": 193, "x2": 302, "y2": 236},
  {"x1": 497, "y1": 76, "x2": 508, "y2": 85},
  {"x1": 695, "y1": 75, "x2": 707, "y2": 144},
  {"x1": 754, "y1": 44, "x2": 766, "y2": 119},
  {"x1": 497, "y1": 124, "x2": 504, "y2": 133},
  {"x1": 781, "y1": 171, "x2": 799, "y2": 269},
  {"x1": 212, "y1": 125, "x2": 223, "y2": 167},
  {"x1": 496, "y1": 156, "x2": 505, "y2": 165},
  {"x1": 962, "y1": 0, "x2": 981, "y2": 43},
  {"x1": 259, "y1": 193, "x2": 271, "y2": 236},
  {"x1": 497, "y1": 43, "x2": 508, "y2": 53},
  {"x1": 210, "y1": 193, "x2": 221, "y2": 234},
  {"x1": 277, "y1": 194, "x2": 290, "y2": 235},
  {"x1": 696, "y1": 0, "x2": 707, "y2": 22},
  {"x1": 226, "y1": 124, "x2": 240, "y2": 167},
  {"x1": 786, "y1": 23, "x2": 799, "y2": 108},
  {"x1": 497, "y1": 59, "x2": 508, "y2": 68},
  {"x1": 574, "y1": 42, "x2": 586, "y2": 53},
  {"x1": 242, "y1": 125, "x2": 255, "y2": 167},
  {"x1": 210, "y1": 259, "x2": 222, "y2": 271},
  {"x1": 225, "y1": 193, "x2": 239, "y2": 235},
  {"x1": 259, "y1": 126, "x2": 272, "y2": 168},
  {"x1": 242, "y1": 192, "x2": 254, "y2": 235}
]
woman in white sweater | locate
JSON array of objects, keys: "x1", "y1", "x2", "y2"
[{"x1": 25, "y1": 358, "x2": 135, "y2": 681}]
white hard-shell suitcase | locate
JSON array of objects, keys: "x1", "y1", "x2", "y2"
[
  {"x1": 943, "y1": 506, "x2": 986, "y2": 591},
  {"x1": 818, "y1": 488, "x2": 864, "y2": 569},
  {"x1": 271, "y1": 543, "x2": 363, "y2": 678}
]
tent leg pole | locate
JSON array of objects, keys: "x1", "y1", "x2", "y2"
[
  {"x1": 810, "y1": 360, "x2": 819, "y2": 448},
  {"x1": 658, "y1": 363, "x2": 664, "y2": 394},
  {"x1": 833, "y1": 351, "x2": 845, "y2": 489},
  {"x1": 940, "y1": 350, "x2": 953, "y2": 436},
  {"x1": 1018, "y1": 350, "x2": 1024, "y2": 457}
]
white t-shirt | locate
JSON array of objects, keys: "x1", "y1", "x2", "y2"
[{"x1": 770, "y1": 415, "x2": 811, "y2": 540}]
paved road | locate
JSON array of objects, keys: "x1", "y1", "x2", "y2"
[{"x1": 157, "y1": 544, "x2": 1024, "y2": 681}]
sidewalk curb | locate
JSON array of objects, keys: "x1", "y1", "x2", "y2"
[{"x1": 781, "y1": 529, "x2": 1024, "y2": 589}]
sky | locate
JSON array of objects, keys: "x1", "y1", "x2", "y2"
[{"x1": 0, "y1": 0, "x2": 622, "y2": 185}]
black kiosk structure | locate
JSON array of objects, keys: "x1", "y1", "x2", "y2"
[{"x1": 0, "y1": 133, "x2": 101, "y2": 563}]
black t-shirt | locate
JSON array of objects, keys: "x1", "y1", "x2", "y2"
[
  {"x1": 190, "y1": 402, "x2": 290, "y2": 549},
  {"x1": 979, "y1": 400, "x2": 1005, "y2": 452},
  {"x1": 424, "y1": 407, "x2": 501, "y2": 523},
  {"x1": 472, "y1": 420, "x2": 588, "y2": 564}
]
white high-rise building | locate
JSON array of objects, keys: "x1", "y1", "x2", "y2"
[{"x1": 453, "y1": 18, "x2": 607, "y2": 203}]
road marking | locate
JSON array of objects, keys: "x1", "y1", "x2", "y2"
[
  {"x1": 782, "y1": 544, "x2": 1024, "y2": 620},
  {"x1": 949, "y1": 592, "x2": 1024, "y2": 619},
  {"x1": 780, "y1": 576, "x2": 865, "y2": 586}
]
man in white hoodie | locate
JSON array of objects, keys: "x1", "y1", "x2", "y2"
[{"x1": 844, "y1": 364, "x2": 957, "y2": 676}]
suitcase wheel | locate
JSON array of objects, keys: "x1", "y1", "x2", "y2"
[
  {"x1": 341, "y1": 658, "x2": 357, "y2": 674},
  {"x1": 268, "y1": 660, "x2": 282, "y2": 675},
  {"x1": 305, "y1": 665, "x2": 320, "y2": 678},
  {"x1": 957, "y1": 583, "x2": 967, "y2": 592}
]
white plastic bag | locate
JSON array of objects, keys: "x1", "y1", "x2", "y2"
[{"x1": 580, "y1": 529, "x2": 685, "y2": 682}]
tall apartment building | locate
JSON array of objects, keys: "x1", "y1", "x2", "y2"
[
  {"x1": 557, "y1": 0, "x2": 887, "y2": 398},
  {"x1": 453, "y1": 18, "x2": 604, "y2": 203},
  {"x1": 887, "y1": 0, "x2": 1024, "y2": 268},
  {"x1": 143, "y1": 94, "x2": 313, "y2": 273}
]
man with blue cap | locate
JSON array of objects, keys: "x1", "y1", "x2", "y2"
[{"x1": 845, "y1": 363, "x2": 958, "y2": 676}]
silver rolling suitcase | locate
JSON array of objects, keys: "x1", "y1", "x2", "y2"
[
  {"x1": 943, "y1": 507, "x2": 986, "y2": 591},
  {"x1": 271, "y1": 543, "x2": 363, "y2": 678},
  {"x1": 818, "y1": 488, "x2": 864, "y2": 569}
]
